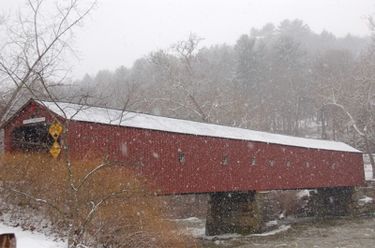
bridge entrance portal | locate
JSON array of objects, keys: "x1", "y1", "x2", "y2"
[{"x1": 11, "y1": 123, "x2": 53, "y2": 153}]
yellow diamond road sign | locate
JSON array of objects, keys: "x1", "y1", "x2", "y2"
[
  {"x1": 49, "y1": 121, "x2": 63, "y2": 158},
  {"x1": 50, "y1": 141, "x2": 61, "y2": 159},
  {"x1": 49, "y1": 121, "x2": 63, "y2": 140}
]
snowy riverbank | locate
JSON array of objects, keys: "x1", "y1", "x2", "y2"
[{"x1": 0, "y1": 223, "x2": 65, "y2": 248}]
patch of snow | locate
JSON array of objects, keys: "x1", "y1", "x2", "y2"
[
  {"x1": 200, "y1": 225, "x2": 291, "y2": 240},
  {"x1": 202, "y1": 232, "x2": 242, "y2": 240},
  {"x1": 297, "y1": 190, "x2": 311, "y2": 199},
  {"x1": 250, "y1": 225, "x2": 291, "y2": 237},
  {"x1": 176, "y1": 217, "x2": 202, "y2": 223},
  {"x1": 358, "y1": 196, "x2": 373, "y2": 205},
  {"x1": 37, "y1": 100, "x2": 360, "y2": 153},
  {"x1": 278, "y1": 211, "x2": 286, "y2": 219},
  {"x1": 214, "y1": 239, "x2": 224, "y2": 245},
  {"x1": 265, "y1": 220, "x2": 278, "y2": 227},
  {"x1": 171, "y1": 217, "x2": 206, "y2": 238},
  {"x1": 0, "y1": 223, "x2": 66, "y2": 248},
  {"x1": 186, "y1": 227, "x2": 206, "y2": 238},
  {"x1": 188, "y1": 224, "x2": 291, "y2": 240}
]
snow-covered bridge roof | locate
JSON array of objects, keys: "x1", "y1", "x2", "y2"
[{"x1": 38, "y1": 100, "x2": 360, "y2": 153}]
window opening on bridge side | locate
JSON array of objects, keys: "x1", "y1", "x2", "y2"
[
  {"x1": 222, "y1": 155, "x2": 229, "y2": 166},
  {"x1": 331, "y1": 162, "x2": 336, "y2": 169},
  {"x1": 250, "y1": 149, "x2": 261, "y2": 166},
  {"x1": 251, "y1": 157, "x2": 256, "y2": 166},
  {"x1": 12, "y1": 123, "x2": 53, "y2": 152},
  {"x1": 267, "y1": 159, "x2": 275, "y2": 167},
  {"x1": 178, "y1": 151, "x2": 185, "y2": 164},
  {"x1": 305, "y1": 161, "x2": 310, "y2": 168}
]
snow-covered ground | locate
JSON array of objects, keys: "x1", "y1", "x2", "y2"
[
  {"x1": 359, "y1": 196, "x2": 373, "y2": 205},
  {"x1": 0, "y1": 223, "x2": 65, "y2": 248}
]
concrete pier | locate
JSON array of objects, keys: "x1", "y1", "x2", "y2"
[
  {"x1": 309, "y1": 187, "x2": 354, "y2": 216},
  {"x1": 205, "y1": 191, "x2": 261, "y2": 236}
]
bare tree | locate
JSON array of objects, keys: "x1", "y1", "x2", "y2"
[
  {"x1": 147, "y1": 33, "x2": 227, "y2": 123},
  {"x1": 0, "y1": 3, "x2": 189, "y2": 246},
  {"x1": 172, "y1": 33, "x2": 204, "y2": 75},
  {"x1": 320, "y1": 101, "x2": 375, "y2": 178},
  {"x1": 0, "y1": 0, "x2": 96, "y2": 124},
  {"x1": 317, "y1": 17, "x2": 375, "y2": 179},
  {"x1": 0, "y1": 0, "x2": 108, "y2": 247},
  {"x1": 318, "y1": 44, "x2": 375, "y2": 178}
]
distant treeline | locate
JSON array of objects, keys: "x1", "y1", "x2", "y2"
[{"x1": 59, "y1": 19, "x2": 374, "y2": 151}]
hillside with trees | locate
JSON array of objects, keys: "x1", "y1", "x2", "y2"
[{"x1": 67, "y1": 19, "x2": 373, "y2": 154}]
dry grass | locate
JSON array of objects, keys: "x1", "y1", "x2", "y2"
[{"x1": 0, "y1": 153, "x2": 196, "y2": 247}]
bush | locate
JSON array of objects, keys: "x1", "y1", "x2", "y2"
[{"x1": 0, "y1": 153, "x2": 195, "y2": 247}]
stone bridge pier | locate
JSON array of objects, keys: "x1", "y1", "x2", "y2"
[
  {"x1": 308, "y1": 186, "x2": 355, "y2": 216},
  {"x1": 205, "y1": 187, "x2": 356, "y2": 236},
  {"x1": 205, "y1": 191, "x2": 261, "y2": 236}
]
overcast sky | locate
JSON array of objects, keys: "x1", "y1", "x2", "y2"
[{"x1": 1, "y1": 0, "x2": 375, "y2": 79}]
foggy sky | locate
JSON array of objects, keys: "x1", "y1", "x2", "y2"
[{"x1": 1, "y1": 0, "x2": 374, "y2": 79}]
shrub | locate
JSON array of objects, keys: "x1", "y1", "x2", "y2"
[{"x1": 0, "y1": 153, "x2": 195, "y2": 247}]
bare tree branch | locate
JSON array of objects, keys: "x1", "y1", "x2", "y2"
[{"x1": 0, "y1": 185, "x2": 65, "y2": 217}]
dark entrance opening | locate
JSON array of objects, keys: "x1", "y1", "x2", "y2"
[{"x1": 12, "y1": 123, "x2": 53, "y2": 152}]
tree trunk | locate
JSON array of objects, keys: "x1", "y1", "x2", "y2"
[
  {"x1": 320, "y1": 110, "x2": 327, "y2": 139},
  {"x1": 364, "y1": 134, "x2": 375, "y2": 179}
]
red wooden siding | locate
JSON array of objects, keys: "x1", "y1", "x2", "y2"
[{"x1": 3, "y1": 101, "x2": 365, "y2": 195}]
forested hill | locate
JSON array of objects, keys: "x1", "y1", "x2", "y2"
[{"x1": 67, "y1": 19, "x2": 373, "y2": 151}]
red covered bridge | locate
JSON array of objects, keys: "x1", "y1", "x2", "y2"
[{"x1": 2, "y1": 99, "x2": 365, "y2": 234}]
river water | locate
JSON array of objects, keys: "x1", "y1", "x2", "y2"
[{"x1": 176, "y1": 216, "x2": 375, "y2": 248}]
